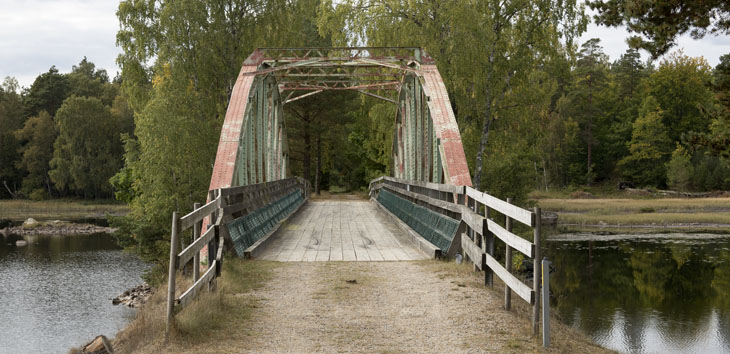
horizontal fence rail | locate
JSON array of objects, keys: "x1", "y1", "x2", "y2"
[
  {"x1": 369, "y1": 176, "x2": 544, "y2": 337},
  {"x1": 166, "y1": 177, "x2": 310, "y2": 337}
]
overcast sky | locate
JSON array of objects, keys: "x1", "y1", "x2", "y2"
[{"x1": 1, "y1": 0, "x2": 730, "y2": 89}]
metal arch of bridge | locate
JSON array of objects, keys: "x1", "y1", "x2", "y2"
[{"x1": 208, "y1": 47, "x2": 472, "y2": 193}]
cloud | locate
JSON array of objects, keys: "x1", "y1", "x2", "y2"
[
  {"x1": 580, "y1": 19, "x2": 730, "y2": 66},
  {"x1": 0, "y1": 0, "x2": 121, "y2": 88}
]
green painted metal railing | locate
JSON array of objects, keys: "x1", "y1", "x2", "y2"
[
  {"x1": 376, "y1": 188, "x2": 459, "y2": 251},
  {"x1": 226, "y1": 189, "x2": 304, "y2": 255}
]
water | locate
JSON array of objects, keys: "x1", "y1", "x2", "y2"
[
  {"x1": 545, "y1": 236, "x2": 730, "y2": 353},
  {"x1": 0, "y1": 233, "x2": 147, "y2": 353}
]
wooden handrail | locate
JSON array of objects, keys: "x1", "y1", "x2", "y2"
[
  {"x1": 166, "y1": 176, "x2": 311, "y2": 337},
  {"x1": 367, "y1": 175, "x2": 543, "y2": 336}
]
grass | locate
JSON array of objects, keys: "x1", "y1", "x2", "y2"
[
  {"x1": 557, "y1": 211, "x2": 730, "y2": 225},
  {"x1": 110, "y1": 258, "x2": 279, "y2": 354},
  {"x1": 0, "y1": 199, "x2": 129, "y2": 221},
  {"x1": 537, "y1": 197, "x2": 730, "y2": 213},
  {"x1": 536, "y1": 196, "x2": 730, "y2": 230}
]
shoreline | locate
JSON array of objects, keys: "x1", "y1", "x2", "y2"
[
  {"x1": 548, "y1": 232, "x2": 730, "y2": 242},
  {"x1": 1, "y1": 221, "x2": 116, "y2": 236}
]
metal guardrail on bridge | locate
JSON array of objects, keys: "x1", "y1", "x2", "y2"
[
  {"x1": 165, "y1": 177, "x2": 310, "y2": 337},
  {"x1": 369, "y1": 176, "x2": 546, "y2": 339}
]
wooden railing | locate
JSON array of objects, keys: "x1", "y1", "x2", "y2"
[
  {"x1": 165, "y1": 177, "x2": 310, "y2": 337},
  {"x1": 369, "y1": 176, "x2": 544, "y2": 337}
]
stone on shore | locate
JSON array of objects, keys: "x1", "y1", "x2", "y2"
[{"x1": 23, "y1": 218, "x2": 38, "y2": 227}]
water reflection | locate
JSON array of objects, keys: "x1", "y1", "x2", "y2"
[
  {"x1": 545, "y1": 237, "x2": 730, "y2": 353},
  {"x1": 0, "y1": 233, "x2": 147, "y2": 353}
]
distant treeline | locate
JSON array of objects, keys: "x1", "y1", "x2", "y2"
[{"x1": 0, "y1": 58, "x2": 133, "y2": 200}]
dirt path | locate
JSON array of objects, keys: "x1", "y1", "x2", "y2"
[
  {"x1": 229, "y1": 261, "x2": 607, "y2": 353},
  {"x1": 113, "y1": 260, "x2": 610, "y2": 353}
]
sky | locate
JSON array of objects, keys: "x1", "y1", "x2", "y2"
[{"x1": 1, "y1": 0, "x2": 730, "y2": 89}]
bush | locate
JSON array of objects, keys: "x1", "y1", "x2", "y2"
[
  {"x1": 666, "y1": 145, "x2": 693, "y2": 191},
  {"x1": 28, "y1": 188, "x2": 48, "y2": 201}
]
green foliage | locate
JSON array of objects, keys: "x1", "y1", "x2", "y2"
[
  {"x1": 67, "y1": 57, "x2": 117, "y2": 106},
  {"x1": 588, "y1": 0, "x2": 730, "y2": 57},
  {"x1": 22, "y1": 66, "x2": 71, "y2": 117},
  {"x1": 557, "y1": 39, "x2": 612, "y2": 185},
  {"x1": 14, "y1": 111, "x2": 57, "y2": 196},
  {"x1": 618, "y1": 96, "x2": 672, "y2": 187},
  {"x1": 109, "y1": 134, "x2": 140, "y2": 203},
  {"x1": 49, "y1": 96, "x2": 123, "y2": 198},
  {"x1": 648, "y1": 52, "x2": 714, "y2": 142},
  {"x1": 319, "y1": 0, "x2": 588, "y2": 201},
  {"x1": 666, "y1": 145, "x2": 693, "y2": 191},
  {"x1": 0, "y1": 77, "x2": 25, "y2": 198}
]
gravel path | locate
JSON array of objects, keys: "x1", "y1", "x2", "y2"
[{"x1": 235, "y1": 261, "x2": 608, "y2": 353}]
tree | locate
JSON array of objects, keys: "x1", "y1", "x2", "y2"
[
  {"x1": 705, "y1": 54, "x2": 730, "y2": 158},
  {"x1": 558, "y1": 39, "x2": 611, "y2": 185},
  {"x1": 602, "y1": 49, "x2": 650, "y2": 172},
  {"x1": 67, "y1": 57, "x2": 118, "y2": 105},
  {"x1": 318, "y1": 0, "x2": 588, "y2": 194},
  {"x1": 618, "y1": 96, "x2": 672, "y2": 186},
  {"x1": 666, "y1": 144, "x2": 693, "y2": 191},
  {"x1": 15, "y1": 111, "x2": 57, "y2": 199},
  {"x1": 113, "y1": 0, "x2": 325, "y2": 272},
  {"x1": 648, "y1": 52, "x2": 714, "y2": 143},
  {"x1": 22, "y1": 66, "x2": 70, "y2": 117},
  {"x1": 49, "y1": 96, "x2": 124, "y2": 198},
  {"x1": 588, "y1": 0, "x2": 730, "y2": 57},
  {"x1": 0, "y1": 77, "x2": 25, "y2": 198}
]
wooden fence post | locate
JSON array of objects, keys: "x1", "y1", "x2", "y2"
[
  {"x1": 193, "y1": 202, "x2": 201, "y2": 282},
  {"x1": 484, "y1": 206, "x2": 494, "y2": 287},
  {"x1": 505, "y1": 198, "x2": 513, "y2": 310},
  {"x1": 166, "y1": 211, "x2": 180, "y2": 339},
  {"x1": 532, "y1": 207, "x2": 542, "y2": 335}
]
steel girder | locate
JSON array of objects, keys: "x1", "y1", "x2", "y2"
[
  {"x1": 208, "y1": 47, "x2": 471, "y2": 193},
  {"x1": 391, "y1": 66, "x2": 472, "y2": 186}
]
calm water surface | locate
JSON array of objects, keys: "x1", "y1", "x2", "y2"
[
  {"x1": 0, "y1": 233, "x2": 147, "y2": 353},
  {"x1": 545, "y1": 237, "x2": 730, "y2": 354}
]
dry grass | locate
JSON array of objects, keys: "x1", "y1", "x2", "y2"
[
  {"x1": 538, "y1": 198, "x2": 730, "y2": 213},
  {"x1": 0, "y1": 199, "x2": 128, "y2": 221},
  {"x1": 557, "y1": 211, "x2": 730, "y2": 225},
  {"x1": 111, "y1": 259, "x2": 279, "y2": 354},
  {"x1": 536, "y1": 198, "x2": 730, "y2": 228}
]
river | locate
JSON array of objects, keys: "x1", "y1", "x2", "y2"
[
  {"x1": 0, "y1": 232, "x2": 147, "y2": 353},
  {"x1": 545, "y1": 236, "x2": 730, "y2": 353}
]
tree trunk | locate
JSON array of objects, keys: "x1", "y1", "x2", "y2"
[
  {"x1": 44, "y1": 174, "x2": 53, "y2": 198},
  {"x1": 315, "y1": 134, "x2": 321, "y2": 195},
  {"x1": 473, "y1": 116, "x2": 493, "y2": 190}
]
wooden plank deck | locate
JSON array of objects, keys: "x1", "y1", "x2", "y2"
[{"x1": 256, "y1": 200, "x2": 429, "y2": 261}]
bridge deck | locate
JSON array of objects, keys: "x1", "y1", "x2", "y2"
[{"x1": 255, "y1": 200, "x2": 428, "y2": 261}]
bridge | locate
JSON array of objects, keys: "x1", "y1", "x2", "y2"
[{"x1": 164, "y1": 48, "x2": 550, "y2": 346}]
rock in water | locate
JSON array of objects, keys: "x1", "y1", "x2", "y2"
[{"x1": 15, "y1": 240, "x2": 27, "y2": 247}]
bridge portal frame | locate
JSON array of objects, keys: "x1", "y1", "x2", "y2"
[{"x1": 209, "y1": 47, "x2": 472, "y2": 195}]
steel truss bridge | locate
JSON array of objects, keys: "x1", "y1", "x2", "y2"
[
  {"x1": 209, "y1": 47, "x2": 471, "y2": 190},
  {"x1": 165, "y1": 48, "x2": 550, "y2": 344}
]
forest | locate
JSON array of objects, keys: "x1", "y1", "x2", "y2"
[{"x1": 0, "y1": 0, "x2": 728, "y2": 272}]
